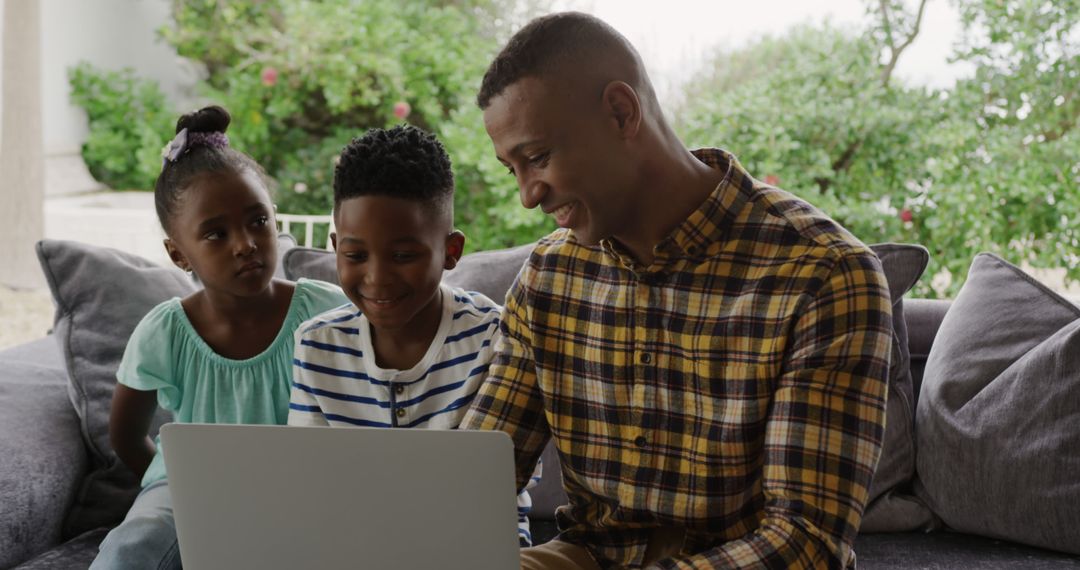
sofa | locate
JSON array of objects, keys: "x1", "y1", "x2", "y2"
[{"x1": 1, "y1": 237, "x2": 1078, "y2": 569}]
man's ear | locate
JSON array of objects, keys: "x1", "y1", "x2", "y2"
[
  {"x1": 330, "y1": 232, "x2": 338, "y2": 252},
  {"x1": 601, "y1": 81, "x2": 642, "y2": 140},
  {"x1": 444, "y1": 230, "x2": 465, "y2": 270},
  {"x1": 163, "y1": 238, "x2": 191, "y2": 272}
]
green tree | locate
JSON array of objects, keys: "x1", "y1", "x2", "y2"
[{"x1": 676, "y1": 0, "x2": 1078, "y2": 296}]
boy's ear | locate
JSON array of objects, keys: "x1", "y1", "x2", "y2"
[
  {"x1": 444, "y1": 230, "x2": 465, "y2": 270},
  {"x1": 330, "y1": 232, "x2": 339, "y2": 252},
  {"x1": 163, "y1": 238, "x2": 191, "y2": 273}
]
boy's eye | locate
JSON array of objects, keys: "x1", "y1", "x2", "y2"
[
  {"x1": 343, "y1": 252, "x2": 367, "y2": 262},
  {"x1": 392, "y1": 252, "x2": 418, "y2": 262}
]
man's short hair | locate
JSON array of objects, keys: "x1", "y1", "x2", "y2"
[
  {"x1": 333, "y1": 125, "x2": 454, "y2": 212},
  {"x1": 476, "y1": 12, "x2": 633, "y2": 109}
]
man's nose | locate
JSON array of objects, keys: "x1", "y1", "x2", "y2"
[{"x1": 519, "y1": 178, "x2": 548, "y2": 210}]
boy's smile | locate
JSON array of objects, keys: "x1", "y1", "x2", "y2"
[{"x1": 332, "y1": 195, "x2": 463, "y2": 340}]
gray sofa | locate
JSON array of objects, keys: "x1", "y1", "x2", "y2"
[{"x1": 2, "y1": 239, "x2": 1078, "y2": 569}]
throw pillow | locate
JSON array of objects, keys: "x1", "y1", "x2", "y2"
[
  {"x1": 35, "y1": 233, "x2": 296, "y2": 537},
  {"x1": 859, "y1": 243, "x2": 937, "y2": 533},
  {"x1": 37, "y1": 239, "x2": 195, "y2": 537},
  {"x1": 914, "y1": 253, "x2": 1080, "y2": 554}
]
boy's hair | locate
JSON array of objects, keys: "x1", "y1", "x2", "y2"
[
  {"x1": 476, "y1": 12, "x2": 636, "y2": 109},
  {"x1": 154, "y1": 105, "x2": 273, "y2": 232},
  {"x1": 333, "y1": 125, "x2": 454, "y2": 215}
]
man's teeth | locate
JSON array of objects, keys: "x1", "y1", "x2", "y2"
[{"x1": 554, "y1": 204, "x2": 572, "y2": 218}]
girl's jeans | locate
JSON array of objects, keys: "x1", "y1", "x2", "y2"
[{"x1": 89, "y1": 480, "x2": 181, "y2": 570}]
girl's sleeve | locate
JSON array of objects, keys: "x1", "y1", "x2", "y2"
[
  {"x1": 296, "y1": 278, "x2": 350, "y2": 319},
  {"x1": 115, "y1": 303, "x2": 181, "y2": 410}
]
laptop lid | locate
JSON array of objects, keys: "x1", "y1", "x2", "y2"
[{"x1": 160, "y1": 423, "x2": 521, "y2": 570}]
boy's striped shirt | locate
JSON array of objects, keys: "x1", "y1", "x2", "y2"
[{"x1": 289, "y1": 284, "x2": 536, "y2": 545}]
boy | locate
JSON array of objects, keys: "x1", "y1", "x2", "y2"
[{"x1": 288, "y1": 125, "x2": 536, "y2": 546}]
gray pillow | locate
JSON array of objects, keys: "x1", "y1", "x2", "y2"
[
  {"x1": 34, "y1": 234, "x2": 296, "y2": 537},
  {"x1": 284, "y1": 242, "x2": 534, "y2": 305},
  {"x1": 36, "y1": 239, "x2": 195, "y2": 537},
  {"x1": 858, "y1": 243, "x2": 937, "y2": 533},
  {"x1": 914, "y1": 253, "x2": 1080, "y2": 553}
]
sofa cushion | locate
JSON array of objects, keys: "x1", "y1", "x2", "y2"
[
  {"x1": 0, "y1": 354, "x2": 87, "y2": 569},
  {"x1": 853, "y1": 531, "x2": 1080, "y2": 569},
  {"x1": 915, "y1": 253, "x2": 1080, "y2": 554},
  {"x1": 36, "y1": 240, "x2": 196, "y2": 537}
]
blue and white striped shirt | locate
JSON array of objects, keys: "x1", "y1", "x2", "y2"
[{"x1": 288, "y1": 284, "x2": 537, "y2": 545}]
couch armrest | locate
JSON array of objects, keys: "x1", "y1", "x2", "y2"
[{"x1": 0, "y1": 339, "x2": 88, "y2": 569}]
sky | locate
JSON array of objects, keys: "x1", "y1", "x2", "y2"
[{"x1": 555, "y1": 0, "x2": 975, "y2": 104}]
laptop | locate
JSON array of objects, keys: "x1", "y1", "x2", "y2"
[{"x1": 160, "y1": 423, "x2": 521, "y2": 570}]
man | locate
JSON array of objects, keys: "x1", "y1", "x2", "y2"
[{"x1": 461, "y1": 12, "x2": 893, "y2": 570}]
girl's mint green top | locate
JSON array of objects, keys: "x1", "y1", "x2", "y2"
[{"x1": 116, "y1": 278, "x2": 348, "y2": 487}]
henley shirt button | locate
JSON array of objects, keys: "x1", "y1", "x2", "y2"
[
  {"x1": 640, "y1": 352, "x2": 652, "y2": 364},
  {"x1": 394, "y1": 385, "x2": 405, "y2": 395},
  {"x1": 396, "y1": 408, "x2": 406, "y2": 418},
  {"x1": 634, "y1": 435, "x2": 647, "y2": 448}
]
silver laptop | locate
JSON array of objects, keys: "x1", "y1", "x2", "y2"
[{"x1": 160, "y1": 423, "x2": 521, "y2": 570}]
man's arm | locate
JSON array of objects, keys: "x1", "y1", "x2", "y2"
[
  {"x1": 461, "y1": 272, "x2": 551, "y2": 492},
  {"x1": 653, "y1": 251, "x2": 893, "y2": 570}
]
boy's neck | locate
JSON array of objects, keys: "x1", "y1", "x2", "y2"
[{"x1": 369, "y1": 290, "x2": 445, "y2": 371}]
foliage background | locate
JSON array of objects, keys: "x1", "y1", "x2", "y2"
[{"x1": 70, "y1": 0, "x2": 1078, "y2": 296}]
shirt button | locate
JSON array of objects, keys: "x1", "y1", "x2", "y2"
[
  {"x1": 687, "y1": 245, "x2": 699, "y2": 256},
  {"x1": 394, "y1": 385, "x2": 404, "y2": 395},
  {"x1": 396, "y1": 408, "x2": 406, "y2": 418},
  {"x1": 640, "y1": 352, "x2": 652, "y2": 364},
  {"x1": 634, "y1": 435, "x2": 647, "y2": 448}
]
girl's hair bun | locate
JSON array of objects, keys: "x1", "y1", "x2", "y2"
[{"x1": 175, "y1": 105, "x2": 231, "y2": 135}]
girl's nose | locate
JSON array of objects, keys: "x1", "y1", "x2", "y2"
[{"x1": 234, "y1": 232, "x2": 257, "y2": 256}]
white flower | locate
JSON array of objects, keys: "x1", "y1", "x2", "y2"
[{"x1": 294, "y1": 182, "x2": 308, "y2": 194}]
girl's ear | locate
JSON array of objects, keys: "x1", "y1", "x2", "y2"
[
  {"x1": 444, "y1": 230, "x2": 465, "y2": 270},
  {"x1": 164, "y1": 238, "x2": 192, "y2": 273}
]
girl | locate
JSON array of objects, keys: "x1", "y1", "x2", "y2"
[{"x1": 90, "y1": 106, "x2": 347, "y2": 569}]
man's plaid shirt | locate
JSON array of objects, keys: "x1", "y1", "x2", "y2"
[{"x1": 461, "y1": 149, "x2": 892, "y2": 569}]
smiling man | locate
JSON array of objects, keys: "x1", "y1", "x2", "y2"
[{"x1": 460, "y1": 12, "x2": 895, "y2": 570}]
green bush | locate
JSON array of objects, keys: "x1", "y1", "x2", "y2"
[
  {"x1": 677, "y1": 0, "x2": 1079, "y2": 296},
  {"x1": 69, "y1": 0, "x2": 552, "y2": 252},
  {"x1": 68, "y1": 63, "x2": 175, "y2": 191}
]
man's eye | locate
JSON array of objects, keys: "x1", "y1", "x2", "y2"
[{"x1": 527, "y1": 152, "x2": 549, "y2": 166}]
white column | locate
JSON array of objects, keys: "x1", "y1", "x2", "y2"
[{"x1": 0, "y1": 0, "x2": 44, "y2": 288}]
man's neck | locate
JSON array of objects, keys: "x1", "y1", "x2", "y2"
[{"x1": 614, "y1": 148, "x2": 724, "y2": 266}]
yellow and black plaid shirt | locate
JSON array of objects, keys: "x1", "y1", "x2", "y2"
[{"x1": 462, "y1": 149, "x2": 892, "y2": 569}]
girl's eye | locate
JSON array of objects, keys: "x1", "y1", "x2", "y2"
[
  {"x1": 253, "y1": 215, "x2": 269, "y2": 227},
  {"x1": 344, "y1": 252, "x2": 367, "y2": 263},
  {"x1": 204, "y1": 231, "x2": 224, "y2": 241}
]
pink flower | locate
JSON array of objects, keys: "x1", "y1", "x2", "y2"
[
  {"x1": 393, "y1": 101, "x2": 411, "y2": 120},
  {"x1": 899, "y1": 208, "x2": 914, "y2": 223},
  {"x1": 261, "y1": 67, "x2": 279, "y2": 87},
  {"x1": 764, "y1": 174, "x2": 780, "y2": 186}
]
